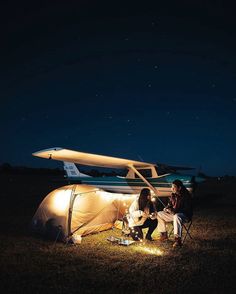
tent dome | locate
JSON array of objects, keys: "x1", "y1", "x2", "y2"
[{"x1": 31, "y1": 184, "x2": 135, "y2": 241}]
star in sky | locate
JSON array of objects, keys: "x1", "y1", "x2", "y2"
[{"x1": 1, "y1": 1, "x2": 236, "y2": 176}]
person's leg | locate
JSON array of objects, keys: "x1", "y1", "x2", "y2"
[
  {"x1": 147, "y1": 218, "x2": 158, "y2": 237},
  {"x1": 173, "y1": 213, "x2": 188, "y2": 247},
  {"x1": 157, "y1": 211, "x2": 173, "y2": 233},
  {"x1": 157, "y1": 211, "x2": 174, "y2": 241},
  {"x1": 141, "y1": 218, "x2": 157, "y2": 240},
  {"x1": 130, "y1": 226, "x2": 143, "y2": 241},
  {"x1": 173, "y1": 213, "x2": 188, "y2": 237}
]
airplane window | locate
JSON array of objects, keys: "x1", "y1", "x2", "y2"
[{"x1": 135, "y1": 169, "x2": 152, "y2": 178}]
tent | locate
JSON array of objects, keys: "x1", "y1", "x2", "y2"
[{"x1": 31, "y1": 184, "x2": 136, "y2": 242}]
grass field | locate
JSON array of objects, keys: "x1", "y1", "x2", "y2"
[{"x1": 0, "y1": 174, "x2": 235, "y2": 293}]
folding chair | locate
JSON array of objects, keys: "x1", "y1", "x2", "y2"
[
  {"x1": 182, "y1": 219, "x2": 193, "y2": 244},
  {"x1": 168, "y1": 219, "x2": 193, "y2": 244}
]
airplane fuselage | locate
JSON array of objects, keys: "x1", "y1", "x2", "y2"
[{"x1": 66, "y1": 173, "x2": 195, "y2": 196}]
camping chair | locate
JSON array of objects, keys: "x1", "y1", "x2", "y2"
[
  {"x1": 168, "y1": 218, "x2": 193, "y2": 245},
  {"x1": 182, "y1": 219, "x2": 193, "y2": 244}
]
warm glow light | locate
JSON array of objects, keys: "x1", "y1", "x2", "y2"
[
  {"x1": 100, "y1": 191, "x2": 114, "y2": 201},
  {"x1": 135, "y1": 245, "x2": 164, "y2": 256},
  {"x1": 52, "y1": 190, "x2": 71, "y2": 214},
  {"x1": 100, "y1": 191, "x2": 137, "y2": 201}
]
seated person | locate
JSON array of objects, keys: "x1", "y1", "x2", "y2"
[
  {"x1": 128, "y1": 188, "x2": 157, "y2": 241},
  {"x1": 157, "y1": 179, "x2": 193, "y2": 247}
]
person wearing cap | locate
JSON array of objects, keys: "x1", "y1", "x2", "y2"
[
  {"x1": 157, "y1": 179, "x2": 193, "y2": 247},
  {"x1": 128, "y1": 188, "x2": 157, "y2": 241}
]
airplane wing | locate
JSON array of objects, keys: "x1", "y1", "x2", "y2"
[
  {"x1": 156, "y1": 162, "x2": 195, "y2": 174},
  {"x1": 32, "y1": 147, "x2": 153, "y2": 169}
]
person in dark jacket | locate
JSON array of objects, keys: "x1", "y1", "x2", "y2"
[{"x1": 157, "y1": 179, "x2": 193, "y2": 247}]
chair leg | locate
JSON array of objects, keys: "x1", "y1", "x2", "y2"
[
  {"x1": 182, "y1": 221, "x2": 193, "y2": 244},
  {"x1": 167, "y1": 221, "x2": 193, "y2": 244}
]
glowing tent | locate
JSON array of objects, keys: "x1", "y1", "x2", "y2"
[{"x1": 31, "y1": 184, "x2": 136, "y2": 242}]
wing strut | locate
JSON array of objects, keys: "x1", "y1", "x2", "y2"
[{"x1": 128, "y1": 165, "x2": 166, "y2": 207}]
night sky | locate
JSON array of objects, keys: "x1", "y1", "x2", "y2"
[{"x1": 1, "y1": 1, "x2": 236, "y2": 176}]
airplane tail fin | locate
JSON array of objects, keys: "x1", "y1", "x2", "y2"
[{"x1": 63, "y1": 162, "x2": 91, "y2": 178}]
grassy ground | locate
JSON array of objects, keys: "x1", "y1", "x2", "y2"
[{"x1": 0, "y1": 174, "x2": 235, "y2": 293}]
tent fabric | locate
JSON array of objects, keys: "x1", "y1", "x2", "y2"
[{"x1": 31, "y1": 184, "x2": 135, "y2": 241}]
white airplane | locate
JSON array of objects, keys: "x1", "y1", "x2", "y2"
[{"x1": 32, "y1": 147, "x2": 204, "y2": 199}]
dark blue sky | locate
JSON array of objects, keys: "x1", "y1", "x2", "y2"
[{"x1": 1, "y1": 1, "x2": 236, "y2": 176}]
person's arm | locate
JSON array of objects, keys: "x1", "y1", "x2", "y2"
[
  {"x1": 167, "y1": 195, "x2": 174, "y2": 208},
  {"x1": 163, "y1": 195, "x2": 174, "y2": 213},
  {"x1": 129, "y1": 201, "x2": 146, "y2": 219},
  {"x1": 131, "y1": 210, "x2": 145, "y2": 218}
]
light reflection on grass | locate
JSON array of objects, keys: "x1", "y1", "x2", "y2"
[
  {"x1": 133, "y1": 243, "x2": 164, "y2": 256},
  {"x1": 133, "y1": 243, "x2": 165, "y2": 256}
]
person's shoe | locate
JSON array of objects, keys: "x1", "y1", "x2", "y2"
[
  {"x1": 145, "y1": 234, "x2": 154, "y2": 241},
  {"x1": 173, "y1": 236, "x2": 182, "y2": 247},
  {"x1": 158, "y1": 232, "x2": 168, "y2": 241}
]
